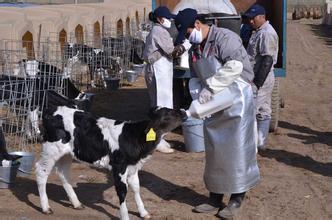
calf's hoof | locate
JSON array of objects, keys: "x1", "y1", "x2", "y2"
[
  {"x1": 43, "y1": 208, "x2": 54, "y2": 215},
  {"x1": 142, "y1": 213, "x2": 151, "y2": 219},
  {"x1": 73, "y1": 204, "x2": 85, "y2": 210}
]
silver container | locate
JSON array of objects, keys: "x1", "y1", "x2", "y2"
[
  {"x1": 126, "y1": 70, "x2": 138, "y2": 83},
  {"x1": 132, "y1": 64, "x2": 145, "y2": 75},
  {"x1": 9, "y1": 151, "x2": 35, "y2": 177},
  {"x1": 0, "y1": 161, "x2": 20, "y2": 188}
]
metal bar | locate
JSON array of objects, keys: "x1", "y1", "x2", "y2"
[
  {"x1": 205, "y1": 16, "x2": 242, "y2": 20},
  {"x1": 152, "y1": 0, "x2": 156, "y2": 10},
  {"x1": 282, "y1": 0, "x2": 287, "y2": 72}
]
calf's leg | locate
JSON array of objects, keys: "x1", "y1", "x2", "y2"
[
  {"x1": 113, "y1": 165, "x2": 130, "y2": 220},
  {"x1": 35, "y1": 142, "x2": 70, "y2": 214},
  {"x1": 128, "y1": 171, "x2": 150, "y2": 219},
  {"x1": 55, "y1": 154, "x2": 84, "y2": 209}
]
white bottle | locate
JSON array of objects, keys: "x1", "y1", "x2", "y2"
[{"x1": 185, "y1": 87, "x2": 235, "y2": 119}]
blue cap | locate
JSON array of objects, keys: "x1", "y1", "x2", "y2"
[
  {"x1": 154, "y1": 6, "x2": 175, "y2": 19},
  {"x1": 174, "y1": 8, "x2": 198, "y2": 44},
  {"x1": 243, "y1": 4, "x2": 266, "y2": 19}
]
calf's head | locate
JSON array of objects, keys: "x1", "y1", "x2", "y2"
[{"x1": 148, "y1": 107, "x2": 187, "y2": 134}]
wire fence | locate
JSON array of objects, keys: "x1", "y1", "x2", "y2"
[{"x1": 0, "y1": 18, "x2": 148, "y2": 151}]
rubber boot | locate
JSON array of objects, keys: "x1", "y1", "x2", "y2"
[
  {"x1": 257, "y1": 118, "x2": 271, "y2": 150},
  {"x1": 218, "y1": 192, "x2": 245, "y2": 219},
  {"x1": 194, "y1": 192, "x2": 223, "y2": 213},
  {"x1": 156, "y1": 138, "x2": 174, "y2": 154}
]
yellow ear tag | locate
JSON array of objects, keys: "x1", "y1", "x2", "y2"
[{"x1": 146, "y1": 128, "x2": 156, "y2": 142}]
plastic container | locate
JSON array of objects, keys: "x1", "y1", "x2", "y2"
[
  {"x1": 105, "y1": 77, "x2": 120, "y2": 90},
  {"x1": 9, "y1": 151, "x2": 35, "y2": 177},
  {"x1": 125, "y1": 70, "x2": 138, "y2": 83},
  {"x1": 0, "y1": 161, "x2": 20, "y2": 188},
  {"x1": 182, "y1": 117, "x2": 205, "y2": 152},
  {"x1": 174, "y1": 51, "x2": 190, "y2": 70},
  {"x1": 186, "y1": 87, "x2": 235, "y2": 119}
]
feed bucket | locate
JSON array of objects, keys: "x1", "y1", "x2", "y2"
[
  {"x1": 9, "y1": 151, "x2": 35, "y2": 177},
  {"x1": 105, "y1": 77, "x2": 120, "y2": 90},
  {"x1": 182, "y1": 117, "x2": 205, "y2": 152},
  {"x1": 125, "y1": 70, "x2": 138, "y2": 83},
  {"x1": 132, "y1": 64, "x2": 145, "y2": 75},
  {"x1": 0, "y1": 161, "x2": 20, "y2": 188}
]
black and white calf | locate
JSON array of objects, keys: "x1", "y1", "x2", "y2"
[
  {"x1": 0, "y1": 60, "x2": 90, "y2": 140},
  {"x1": 36, "y1": 105, "x2": 186, "y2": 219},
  {"x1": 64, "y1": 42, "x2": 122, "y2": 88}
]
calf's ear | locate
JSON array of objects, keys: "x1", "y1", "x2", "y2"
[{"x1": 148, "y1": 106, "x2": 160, "y2": 118}]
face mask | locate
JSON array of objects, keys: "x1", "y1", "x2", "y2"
[
  {"x1": 188, "y1": 28, "x2": 203, "y2": 44},
  {"x1": 161, "y1": 18, "x2": 171, "y2": 29}
]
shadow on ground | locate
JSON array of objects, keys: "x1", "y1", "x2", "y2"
[
  {"x1": 278, "y1": 121, "x2": 332, "y2": 146},
  {"x1": 10, "y1": 177, "x2": 121, "y2": 219},
  {"x1": 308, "y1": 23, "x2": 332, "y2": 46},
  {"x1": 10, "y1": 169, "x2": 207, "y2": 218},
  {"x1": 259, "y1": 149, "x2": 332, "y2": 177}
]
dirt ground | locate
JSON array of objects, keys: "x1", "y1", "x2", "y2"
[{"x1": 0, "y1": 19, "x2": 331, "y2": 220}]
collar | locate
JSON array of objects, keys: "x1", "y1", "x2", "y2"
[
  {"x1": 257, "y1": 20, "x2": 269, "y2": 31},
  {"x1": 201, "y1": 25, "x2": 217, "y2": 57}
]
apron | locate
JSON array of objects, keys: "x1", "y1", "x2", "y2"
[
  {"x1": 203, "y1": 78, "x2": 260, "y2": 194},
  {"x1": 191, "y1": 55, "x2": 259, "y2": 194},
  {"x1": 145, "y1": 56, "x2": 173, "y2": 109}
]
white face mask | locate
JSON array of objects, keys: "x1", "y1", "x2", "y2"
[
  {"x1": 188, "y1": 28, "x2": 203, "y2": 44},
  {"x1": 161, "y1": 18, "x2": 171, "y2": 29}
]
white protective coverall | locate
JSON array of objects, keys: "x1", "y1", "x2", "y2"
[
  {"x1": 247, "y1": 21, "x2": 279, "y2": 148},
  {"x1": 189, "y1": 25, "x2": 260, "y2": 194},
  {"x1": 143, "y1": 23, "x2": 174, "y2": 109}
]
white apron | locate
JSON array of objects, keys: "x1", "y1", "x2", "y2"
[{"x1": 145, "y1": 56, "x2": 173, "y2": 108}]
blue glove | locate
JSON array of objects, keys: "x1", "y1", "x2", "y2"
[{"x1": 198, "y1": 87, "x2": 212, "y2": 104}]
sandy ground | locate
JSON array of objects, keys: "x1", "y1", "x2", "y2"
[{"x1": 0, "y1": 19, "x2": 331, "y2": 220}]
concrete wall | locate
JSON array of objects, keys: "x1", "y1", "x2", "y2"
[
  {"x1": 0, "y1": 0, "x2": 104, "y2": 4},
  {"x1": 288, "y1": 0, "x2": 326, "y2": 8},
  {"x1": 0, "y1": 0, "x2": 151, "y2": 44},
  {"x1": 288, "y1": 0, "x2": 325, "y2": 6}
]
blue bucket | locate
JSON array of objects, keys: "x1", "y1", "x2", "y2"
[
  {"x1": 105, "y1": 77, "x2": 120, "y2": 90},
  {"x1": 182, "y1": 117, "x2": 205, "y2": 152}
]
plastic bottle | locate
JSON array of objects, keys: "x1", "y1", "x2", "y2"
[{"x1": 185, "y1": 87, "x2": 235, "y2": 119}]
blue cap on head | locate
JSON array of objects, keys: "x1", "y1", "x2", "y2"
[
  {"x1": 154, "y1": 6, "x2": 175, "y2": 19},
  {"x1": 174, "y1": 8, "x2": 198, "y2": 44},
  {"x1": 243, "y1": 4, "x2": 266, "y2": 19}
]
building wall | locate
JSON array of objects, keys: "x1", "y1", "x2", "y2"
[
  {"x1": 0, "y1": 0, "x2": 104, "y2": 4},
  {"x1": 0, "y1": 0, "x2": 151, "y2": 45}
]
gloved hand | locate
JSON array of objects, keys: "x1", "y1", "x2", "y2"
[
  {"x1": 182, "y1": 39, "x2": 192, "y2": 50},
  {"x1": 172, "y1": 44, "x2": 186, "y2": 58},
  {"x1": 198, "y1": 87, "x2": 212, "y2": 104}
]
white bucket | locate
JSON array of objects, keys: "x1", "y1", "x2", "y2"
[
  {"x1": 9, "y1": 151, "x2": 35, "y2": 177},
  {"x1": 182, "y1": 117, "x2": 205, "y2": 152}
]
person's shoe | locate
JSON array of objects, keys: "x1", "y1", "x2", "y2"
[
  {"x1": 218, "y1": 193, "x2": 245, "y2": 219},
  {"x1": 194, "y1": 202, "x2": 220, "y2": 213},
  {"x1": 156, "y1": 139, "x2": 174, "y2": 153},
  {"x1": 194, "y1": 192, "x2": 223, "y2": 213},
  {"x1": 217, "y1": 200, "x2": 242, "y2": 219}
]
